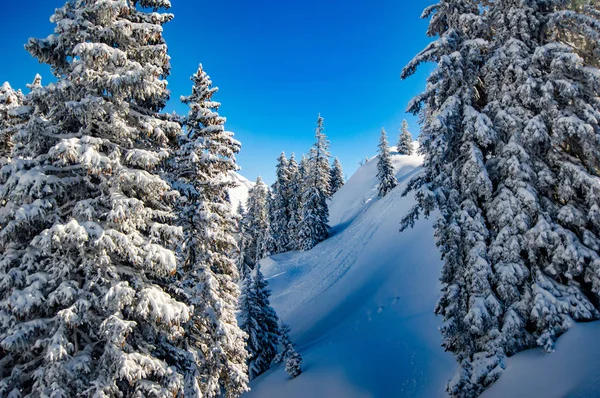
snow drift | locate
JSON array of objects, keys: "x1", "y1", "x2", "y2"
[{"x1": 242, "y1": 150, "x2": 600, "y2": 398}]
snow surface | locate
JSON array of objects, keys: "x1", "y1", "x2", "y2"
[
  {"x1": 243, "y1": 147, "x2": 600, "y2": 398},
  {"x1": 227, "y1": 171, "x2": 254, "y2": 210}
]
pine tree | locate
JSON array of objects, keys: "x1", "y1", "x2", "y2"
[
  {"x1": 0, "y1": 1, "x2": 190, "y2": 396},
  {"x1": 286, "y1": 154, "x2": 302, "y2": 251},
  {"x1": 174, "y1": 65, "x2": 248, "y2": 397},
  {"x1": 236, "y1": 202, "x2": 250, "y2": 278},
  {"x1": 330, "y1": 157, "x2": 345, "y2": 195},
  {"x1": 239, "y1": 265, "x2": 280, "y2": 380},
  {"x1": 298, "y1": 115, "x2": 331, "y2": 251},
  {"x1": 397, "y1": 119, "x2": 415, "y2": 155},
  {"x1": 401, "y1": 1, "x2": 500, "y2": 396},
  {"x1": 274, "y1": 322, "x2": 302, "y2": 379},
  {"x1": 403, "y1": 1, "x2": 600, "y2": 396},
  {"x1": 285, "y1": 345, "x2": 303, "y2": 379},
  {"x1": 270, "y1": 152, "x2": 292, "y2": 253},
  {"x1": 0, "y1": 82, "x2": 24, "y2": 161},
  {"x1": 377, "y1": 128, "x2": 398, "y2": 197},
  {"x1": 482, "y1": 0, "x2": 600, "y2": 354},
  {"x1": 244, "y1": 176, "x2": 271, "y2": 267}
]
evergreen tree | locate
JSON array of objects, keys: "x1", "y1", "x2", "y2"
[
  {"x1": 401, "y1": 1, "x2": 499, "y2": 396},
  {"x1": 330, "y1": 157, "x2": 345, "y2": 195},
  {"x1": 262, "y1": 193, "x2": 277, "y2": 257},
  {"x1": 236, "y1": 202, "x2": 250, "y2": 279},
  {"x1": 244, "y1": 176, "x2": 271, "y2": 267},
  {"x1": 377, "y1": 128, "x2": 398, "y2": 197},
  {"x1": 286, "y1": 154, "x2": 302, "y2": 251},
  {"x1": 0, "y1": 82, "x2": 24, "y2": 161},
  {"x1": 403, "y1": 1, "x2": 600, "y2": 396},
  {"x1": 482, "y1": 0, "x2": 600, "y2": 353},
  {"x1": 298, "y1": 116, "x2": 331, "y2": 251},
  {"x1": 270, "y1": 152, "x2": 292, "y2": 253},
  {"x1": 239, "y1": 265, "x2": 280, "y2": 380},
  {"x1": 0, "y1": 1, "x2": 191, "y2": 396},
  {"x1": 175, "y1": 65, "x2": 248, "y2": 397},
  {"x1": 274, "y1": 322, "x2": 302, "y2": 379},
  {"x1": 397, "y1": 119, "x2": 415, "y2": 155},
  {"x1": 284, "y1": 345, "x2": 303, "y2": 379}
]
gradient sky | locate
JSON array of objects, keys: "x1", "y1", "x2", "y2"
[{"x1": 1, "y1": 0, "x2": 435, "y2": 184}]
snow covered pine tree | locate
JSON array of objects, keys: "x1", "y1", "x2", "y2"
[
  {"x1": 402, "y1": 0, "x2": 600, "y2": 397},
  {"x1": 0, "y1": 1, "x2": 196, "y2": 396},
  {"x1": 0, "y1": 82, "x2": 24, "y2": 163},
  {"x1": 397, "y1": 119, "x2": 415, "y2": 155},
  {"x1": 274, "y1": 321, "x2": 302, "y2": 379},
  {"x1": 270, "y1": 152, "x2": 292, "y2": 253},
  {"x1": 400, "y1": 1, "x2": 500, "y2": 396},
  {"x1": 330, "y1": 157, "x2": 345, "y2": 195},
  {"x1": 239, "y1": 265, "x2": 280, "y2": 380},
  {"x1": 298, "y1": 115, "x2": 331, "y2": 250},
  {"x1": 243, "y1": 176, "x2": 272, "y2": 268},
  {"x1": 483, "y1": 0, "x2": 600, "y2": 371},
  {"x1": 377, "y1": 128, "x2": 398, "y2": 197},
  {"x1": 286, "y1": 153, "x2": 303, "y2": 250},
  {"x1": 175, "y1": 64, "x2": 249, "y2": 397}
]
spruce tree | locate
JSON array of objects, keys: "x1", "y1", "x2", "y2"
[
  {"x1": 0, "y1": 1, "x2": 190, "y2": 396},
  {"x1": 236, "y1": 202, "x2": 250, "y2": 278},
  {"x1": 483, "y1": 0, "x2": 600, "y2": 353},
  {"x1": 298, "y1": 116, "x2": 331, "y2": 251},
  {"x1": 274, "y1": 322, "x2": 302, "y2": 379},
  {"x1": 244, "y1": 176, "x2": 271, "y2": 267},
  {"x1": 397, "y1": 119, "x2": 415, "y2": 155},
  {"x1": 270, "y1": 152, "x2": 292, "y2": 253},
  {"x1": 330, "y1": 157, "x2": 345, "y2": 195},
  {"x1": 401, "y1": 1, "x2": 499, "y2": 396},
  {"x1": 377, "y1": 128, "x2": 398, "y2": 197},
  {"x1": 239, "y1": 265, "x2": 280, "y2": 380},
  {"x1": 286, "y1": 153, "x2": 302, "y2": 251},
  {"x1": 403, "y1": 1, "x2": 600, "y2": 396},
  {"x1": 0, "y1": 82, "x2": 24, "y2": 161},
  {"x1": 175, "y1": 65, "x2": 248, "y2": 397}
]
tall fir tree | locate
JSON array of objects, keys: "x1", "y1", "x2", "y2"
[
  {"x1": 274, "y1": 322, "x2": 302, "y2": 379},
  {"x1": 330, "y1": 157, "x2": 345, "y2": 195},
  {"x1": 243, "y1": 176, "x2": 271, "y2": 267},
  {"x1": 239, "y1": 265, "x2": 280, "y2": 380},
  {"x1": 377, "y1": 128, "x2": 398, "y2": 197},
  {"x1": 483, "y1": 0, "x2": 600, "y2": 361},
  {"x1": 236, "y1": 202, "x2": 250, "y2": 279},
  {"x1": 0, "y1": 82, "x2": 24, "y2": 162},
  {"x1": 174, "y1": 65, "x2": 249, "y2": 397},
  {"x1": 286, "y1": 153, "x2": 303, "y2": 251},
  {"x1": 397, "y1": 119, "x2": 415, "y2": 155},
  {"x1": 298, "y1": 115, "x2": 331, "y2": 251},
  {"x1": 400, "y1": 1, "x2": 500, "y2": 396},
  {"x1": 403, "y1": 0, "x2": 600, "y2": 396},
  {"x1": 270, "y1": 152, "x2": 292, "y2": 253},
  {"x1": 0, "y1": 1, "x2": 192, "y2": 396}
]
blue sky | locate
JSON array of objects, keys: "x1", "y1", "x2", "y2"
[{"x1": 1, "y1": 0, "x2": 435, "y2": 184}]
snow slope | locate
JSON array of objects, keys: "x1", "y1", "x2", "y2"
[
  {"x1": 245, "y1": 149, "x2": 457, "y2": 397},
  {"x1": 245, "y1": 149, "x2": 600, "y2": 398},
  {"x1": 228, "y1": 171, "x2": 254, "y2": 210}
]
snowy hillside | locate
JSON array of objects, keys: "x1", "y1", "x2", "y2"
[
  {"x1": 228, "y1": 171, "x2": 254, "y2": 210},
  {"x1": 245, "y1": 149, "x2": 457, "y2": 397},
  {"x1": 245, "y1": 149, "x2": 600, "y2": 398}
]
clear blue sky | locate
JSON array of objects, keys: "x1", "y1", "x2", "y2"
[{"x1": 1, "y1": 0, "x2": 434, "y2": 184}]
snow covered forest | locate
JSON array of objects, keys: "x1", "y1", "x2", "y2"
[{"x1": 1, "y1": 0, "x2": 600, "y2": 397}]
